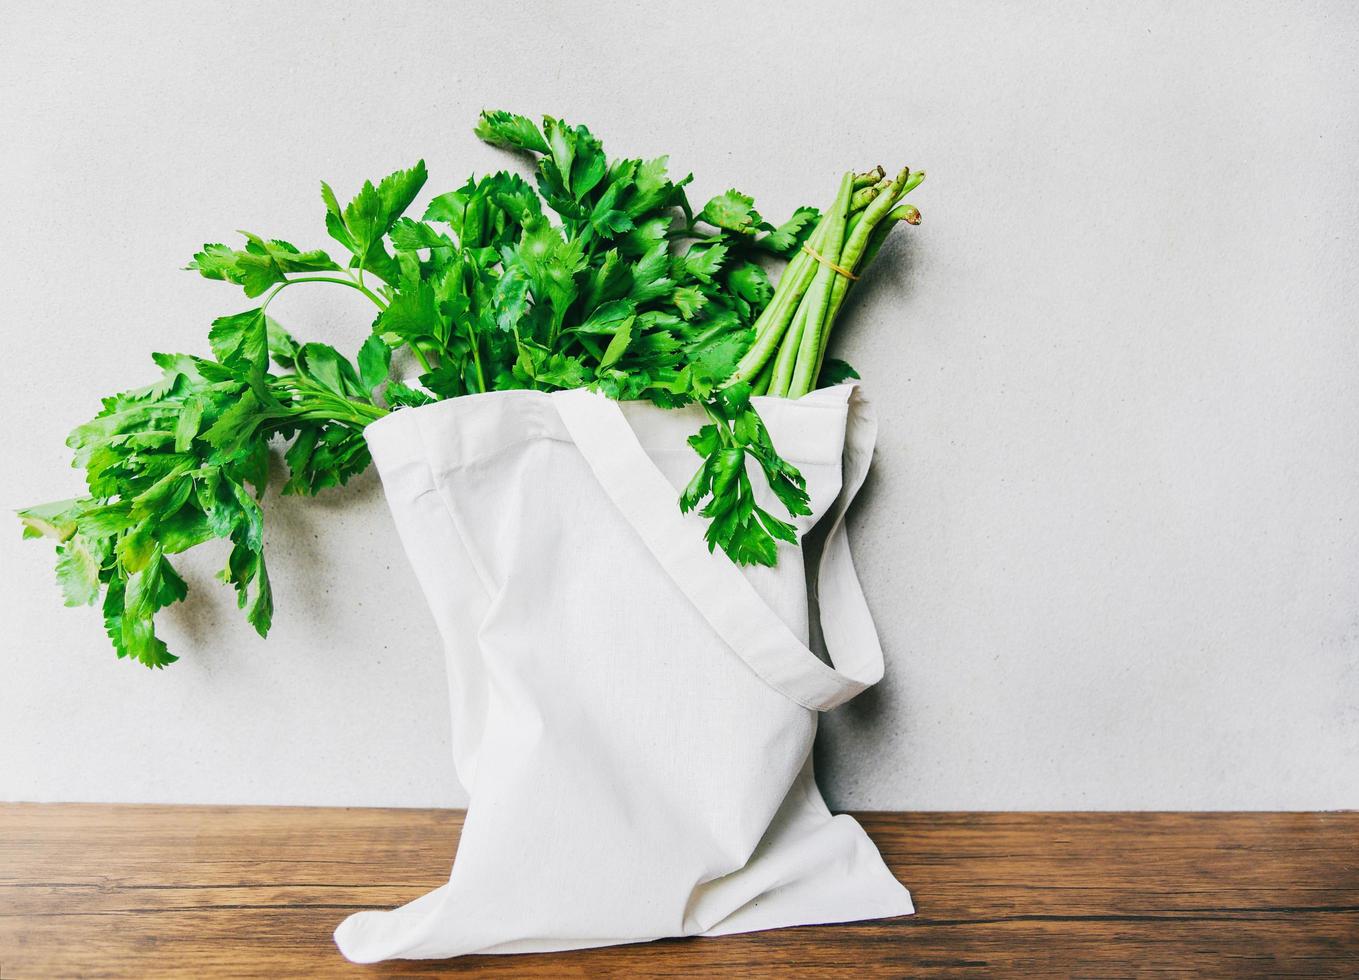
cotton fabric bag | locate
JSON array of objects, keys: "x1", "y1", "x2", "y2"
[{"x1": 334, "y1": 382, "x2": 913, "y2": 962}]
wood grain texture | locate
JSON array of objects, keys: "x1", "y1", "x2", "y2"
[{"x1": 1, "y1": 806, "x2": 1355, "y2": 977}]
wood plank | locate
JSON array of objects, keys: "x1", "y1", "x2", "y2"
[{"x1": 1, "y1": 806, "x2": 1355, "y2": 977}]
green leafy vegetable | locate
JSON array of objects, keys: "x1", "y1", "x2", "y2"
[{"x1": 22, "y1": 110, "x2": 923, "y2": 666}]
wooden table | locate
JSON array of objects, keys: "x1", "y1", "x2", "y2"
[{"x1": 1, "y1": 806, "x2": 1355, "y2": 977}]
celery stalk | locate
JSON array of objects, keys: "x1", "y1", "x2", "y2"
[
  {"x1": 786, "y1": 172, "x2": 854, "y2": 397},
  {"x1": 767, "y1": 295, "x2": 812, "y2": 397},
  {"x1": 729, "y1": 211, "x2": 830, "y2": 382}
]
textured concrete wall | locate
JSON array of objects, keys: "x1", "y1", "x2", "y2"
[{"x1": 3, "y1": 0, "x2": 1356, "y2": 808}]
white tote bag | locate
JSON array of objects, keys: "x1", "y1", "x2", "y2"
[{"x1": 334, "y1": 383, "x2": 913, "y2": 962}]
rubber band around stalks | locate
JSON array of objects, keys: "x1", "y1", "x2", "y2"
[{"x1": 800, "y1": 243, "x2": 859, "y2": 281}]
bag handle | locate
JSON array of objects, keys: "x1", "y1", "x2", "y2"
[{"x1": 553, "y1": 386, "x2": 885, "y2": 711}]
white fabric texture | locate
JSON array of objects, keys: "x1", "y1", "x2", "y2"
[{"x1": 334, "y1": 383, "x2": 913, "y2": 962}]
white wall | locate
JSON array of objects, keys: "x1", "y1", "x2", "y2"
[{"x1": 2, "y1": 0, "x2": 1356, "y2": 810}]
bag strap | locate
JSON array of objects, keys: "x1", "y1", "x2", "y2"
[{"x1": 553, "y1": 386, "x2": 885, "y2": 712}]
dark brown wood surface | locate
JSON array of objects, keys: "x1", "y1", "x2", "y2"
[{"x1": 1, "y1": 806, "x2": 1355, "y2": 977}]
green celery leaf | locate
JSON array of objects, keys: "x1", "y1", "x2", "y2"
[
  {"x1": 174, "y1": 397, "x2": 204, "y2": 452},
  {"x1": 699, "y1": 189, "x2": 761, "y2": 234},
  {"x1": 819, "y1": 358, "x2": 860, "y2": 387},
  {"x1": 683, "y1": 242, "x2": 729, "y2": 283},
  {"x1": 357, "y1": 335, "x2": 392, "y2": 393},
  {"x1": 55, "y1": 533, "x2": 106, "y2": 606},
  {"x1": 474, "y1": 110, "x2": 550, "y2": 154},
  {"x1": 728, "y1": 262, "x2": 773, "y2": 308},
  {"x1": 389, "y1": 217, "x2": 457, "y2": 252},
  {"x1": 420, "y1": 361, "x2": 466, "y2": 400},
  {"x1": 575, "y1": 299, "x2": 636, "y2": 335},
  {"x1": 628, "y1": 157, "x2": 675, "y2": 216},
  {"x1": 383, "y1": 381, "x2": 434, "y2": 409},
  {"x1": 297, "y1": 343, "x2": 362, "y2": 399},
  {"x1": 323, "y1": 161, "x2": 427, "y2": 282},
  {"x1": 189, "y1": 234, "x2": 340, "y2": 298},
  {"x1": 158, "y1": 506, "x2": 216, "y2": 554},
  {"x1": 202, "y1": 388, "x2": 266, "y2": 459},
  {"x1": 760, "y1": 206, "x2": 820, "y2": 255},
  {"x1": 376, "y1": 280, "x2": 443, "y2": 346},
  {"x1": 688, "y1": 329, "x2": 750, "y2": 385},
  {"x1": 599, "y1": 315, "x2": 635, "y2": 369},
  {"x1": 514, "y1": 218, "x2": 585, "y2": 329},
  {"x1": 18, "y1": 499, "x2": 82, "y2": 541},
  {"x1": 629, "y1": 243, "x2": 676, "y2": 303},
  {"x1": 266, "y1": 317, "x2": 300, "y2": 369},
  {"x1": 244, "y1": 556, "x2": 272, "y2": 637},
  {"x1": 672, "y1": 286, "x2": 707, "y2": 320},
  {"x1": 208, "y1": 308, "x2": 269, "y2": 376}
]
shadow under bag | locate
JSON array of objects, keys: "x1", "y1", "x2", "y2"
[{"x1": 335, "y1": 383, "x2": 913, "y2": 962}]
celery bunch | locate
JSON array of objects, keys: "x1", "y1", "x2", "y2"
[
  {"x1": 19, "y1": 111, "x2": 924, "y2": 667},
  {"x1": 731, "y1": 166, "x2": 924, "y2": 398}
]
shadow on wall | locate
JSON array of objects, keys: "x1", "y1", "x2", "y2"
[
  {"x1": 157, "y1": 445, "x2": 388, "y2": 673},
  {"x1": 808, "y1": 227, "x2": 929, "y2": 809}
]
